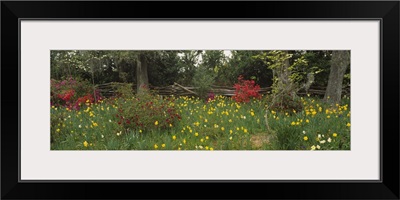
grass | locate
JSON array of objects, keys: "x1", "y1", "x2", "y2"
[{"x1": 50, "y1": 94, "x2": 350, "y2": 150}]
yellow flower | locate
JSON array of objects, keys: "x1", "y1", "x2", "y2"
[
  {"x1": 244, "y1": 129, "x2": 248, "y2": 133},
  {"x1": 170, "y1": 124, "x2": 173, "y2": 127},
  {"x1": 162, "y1": 144, "x2": 166, "y2": 148},
  {"x1": 316, "y1": 145, "x2": 321, "y2": 149},
  {"x1": 327, "y1": 115, "x2": 331, "y2": 119},
  {"x1": 229, "y1": 136, "x2": 232, "y2": 140},
  {"x1": 206, "y1": 136, "x2": 209, "y2": 140},
  {"x1": 333, "y1": 133, "x2": 338, "y2": 137},
  {"x1": 312, "y1": 111, "x2": 317, "y2": 115},
  {"x1": 183, "y1": 139, "x2": 186, "y2": 144},
  {"x1": 56, "y1": 128, "x2": 60, "y2": 132},
  {"x1": 83, "y1": 141, "x2": 88, "y2": 147},
  {"x1": 205, "y1": 146, "x2": 209, "y2": 150},
  {"x1": 195, "y1": 132, "x2": 199, "y2": 137},
  {"x1": 291, "y1": 122, "x2": 296, "y2": 126},
  {"x1": 306, "y1": 119, "x2": 309, "y2": 123},
  {"x1": 210, "y1": 147, "x2": 214, "y2": 151},
  {"x1": 311, "y1": 145, "x2": 316, "y2": 150},
  {"x1": 155, "y1": 121, "x2": 159, "y2": 126},
  {"x1": 221, "y1": 127, "x2": 225, "y2": 131},
  {"x1": 303, "y1": 136, "x2": 308, "y2": 141},
  {"x1": 346, "y1": 123, "x2": 351, "y2": 127},
  {"x1": 139, "y1": 130, "x2": 142, "y2": 133},
  {"x1": 229, "y1": 130, "x2": 233, "y2": 134},
  {"x1": 154, "y1": 144, "x2": 158, "y2": 149},
  {"x1": 200, "y1": 138, "x2": 204, "y2": 142},
  {"x1": 250, "y1": 111, "x2": 255, "y2": 116}
]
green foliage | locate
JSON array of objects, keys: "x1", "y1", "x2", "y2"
[
  {"x1": 192, "y1": 66, "x2": 216, "y2": 99},
  {"x1": 220, "y1": 51, "x2": 272, "y2": 87},
  {"x1": 255, "y1": 51, "x2": 304, "y2": 113},
  {"x1": 175, "y1": 50, "x2": 203, "y2": 85},
  {"x1": 111, "y1": 82, "x2": 134, "y2": 98},
  {"x1": 148, "y1": 51, "x2": 181, "y2": 86},
  {"x1": 268, "y1": 97, "x2": 351, "y2": 150},
  {"x1": 115, "y1": 88, "x2": 181, "y2": 132},
  {"x1": 269, "y1": 123, "x2": 302, "y2": 150},
  {"x1": 50, "y1": 94, "x2": 350, "y2": 150}
]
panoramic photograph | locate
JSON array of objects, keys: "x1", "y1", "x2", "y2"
[{"x1": 50, "y1": 50, "x2": 350, "y2": 150}]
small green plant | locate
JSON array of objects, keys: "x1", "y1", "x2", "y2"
[{"x1": 192, "y1": 66, "x2": 216, "y2": 100}]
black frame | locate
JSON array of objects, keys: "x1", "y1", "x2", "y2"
[{"x1": 2, "y1": 1, "x2": 399, "y2": 199}]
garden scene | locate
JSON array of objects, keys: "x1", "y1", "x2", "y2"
[{"x1": 51, "y1": 50, "x2": 350, "y2": 150}]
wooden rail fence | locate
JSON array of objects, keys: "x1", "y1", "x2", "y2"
[{"x1": 95, "y1": 82, "x2": 350, "y2": 98}]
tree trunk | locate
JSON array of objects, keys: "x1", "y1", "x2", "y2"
[
  {"x1": 324, "y1": 51, "x2": 350, "y2": 104},
  {"x1": 274, "y1": 51, "x2": 294, "y2": 97},
  {"x1": 136, "y1": 54, "x2": 149, "y2": 94}
]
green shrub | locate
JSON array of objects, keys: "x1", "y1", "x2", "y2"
[
  {"x1": 192, "y1": 67, "x2": 216, "y2": 100},
  {"x1": 115, "y1": 88, "x2": 181, "y2": 132}
]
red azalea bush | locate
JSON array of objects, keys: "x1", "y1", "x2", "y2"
[
  {"x1": 115, "y1": 87, "x2": 181, "y2": 131},
  {"x1": 51, "y1": 77, "x2": 102, "y2": 109},
  {"x1": 232, "y1": 75, "x2": 261, "y2": 103}
]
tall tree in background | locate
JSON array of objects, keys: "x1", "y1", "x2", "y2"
[
  {"x1": 136, "y1": 53, "x2": 149, "y2": 94},
  {"x1": 324, "y1": 51, "x2": 350, "y2": 104}
]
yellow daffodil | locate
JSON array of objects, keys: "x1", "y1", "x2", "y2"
[{"x1": 83, "y1": 141, "x2": 88, "y2": 147}]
